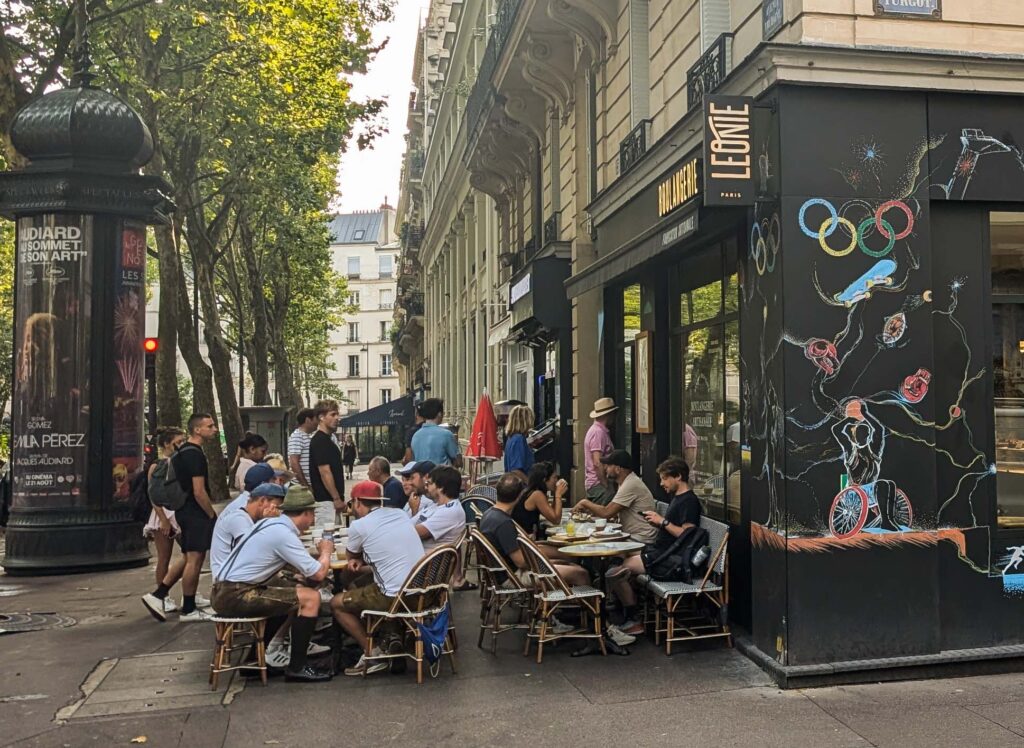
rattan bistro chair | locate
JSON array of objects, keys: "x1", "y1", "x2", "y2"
[
  {"x1": 516, "y1": 535, "x2": 605, "y2": 663},
  {"x1": 470, "y1": 528, "x2": 532, "y2": 653},
  {"x1": 638, "y1": 516, "x2": 731, "y2": 655},
  {"x1": 208, "y1": 616, "x2": 268, "y2": 690},
  {"x1": 361, "y1": 545, "x2": 459, "y2": 684}
]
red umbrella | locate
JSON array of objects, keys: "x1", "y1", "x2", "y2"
[{"x1": 466, "y1": 391, "x2": 502, "y2": 460}]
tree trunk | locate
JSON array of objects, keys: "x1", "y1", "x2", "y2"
[
  {"x1": 154, "y1": 222, "x2": 183, "y2": 427},
  {"x1": 239, "y1": 223, "x2": 272, "y2": 404},
  {"x1": 172, "y1": 253, "x2": 229, "y2": 501}
]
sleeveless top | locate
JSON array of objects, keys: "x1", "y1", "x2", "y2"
[{"x1": 511, "y1": 490, "x2": 544, "y2": 538}]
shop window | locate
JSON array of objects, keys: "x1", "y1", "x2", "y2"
[
  {"x1": 991, "y1": 211, "x2": 1024, "y2": 528},
  {"x1": 623, "y1": 284, "x2": 641, "y2": 343},
  {"x1": 679, "y1": 280, "x2": 722, "y2": 327}
]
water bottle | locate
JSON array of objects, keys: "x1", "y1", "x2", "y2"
[{"x1": 692, "y1": 545, "x2": 710, "y2": 566}]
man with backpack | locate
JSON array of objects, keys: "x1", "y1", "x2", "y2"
[{"x1": 143, "y1": 413, "x2": 219, "y2": 622}]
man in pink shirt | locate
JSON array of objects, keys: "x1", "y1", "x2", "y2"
[{"x1": 583, "y1": 397, "x2": 618, "y2": 505}]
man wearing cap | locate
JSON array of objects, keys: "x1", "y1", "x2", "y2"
[
  {"x1": 398, "y1": 460, "x2": 436, "y2": 516},
  {"x1": 211, "y1": 485, "x2": 335, "y2": 683},
  {"x1": 416, "y1": 465, "x2": 474, "y2": 590},
  {"x1": 209, "y1": 482, "x2": 286, "y2": 580},
  {"x1": 332, "y1": 480, "x2": 424, "y2": 677},
  {"x1": 584, "y1": 397, "x2": 618, "y2": 505},
  {"x1": 368, "y1": 456, "x2": 407, "y2": 510}
]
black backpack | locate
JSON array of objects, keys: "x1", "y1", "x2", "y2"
[
  {"x1": 129, "y1": 470, "x2": 152, "y2": 523},
  {"x1": 641, "y1": 525, "x2": 711, "y2": 583},
  {"x1": 148, "y1": 443, "x2": 200, "y2": 511}
]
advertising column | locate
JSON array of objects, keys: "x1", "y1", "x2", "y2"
[{"x1": 12, "y1": 214, "x2": 93, "y2": 509}]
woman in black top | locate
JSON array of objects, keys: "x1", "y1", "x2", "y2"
[
  {"x1": 512, "y1": 461, "x2": 567, "y2": 538},
  {"x1": 342, "y1": 434, "x2": 357, "y2": 479}
]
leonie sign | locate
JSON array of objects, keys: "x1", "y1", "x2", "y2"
[
  {"x1": 875, "y1": 0, "x2": 941, "y2": 19},
  {"x1": 703, "y1": 95, "x2": 755, "y2": 206}
]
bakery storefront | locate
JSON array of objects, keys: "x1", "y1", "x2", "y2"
[{"x1": 570, "y1": 85, "x2": 1024, "y2": 684}]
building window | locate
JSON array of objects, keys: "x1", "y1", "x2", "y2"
[
  {"x1": 380, "y1": 354, "x2": 393, "y2": 377},
  {"x1": 628, "y1": 0, "x2": 650, "y2": 124},
  {"x1": 381, "y1": 388, "x2": 392, "y2": 404},
  {"x1": 347, "y1": 256, "x2": 360, "y2": 278},
  {"x1": 380, "y1": 321, "x2": 389, "y2": 341},
  {"x1": 700, "y1": 0, "x2": 731, "y2": 52},
  {"x1": 353, "y1": 229, "x2": 365, "y2": 241},
  {"x1": 348, "y1": 355, "x2": 360, "y2": 378},
  {"x1": 349, "y1": 291, "x2": 360, "y2": 308},
  {"x1": 991, "y1": 211, "x2": 1024, "y2": 528},
  {"x1": 667, "y1": 239, "x2": 740, "y2": 524},
  {"x1": 379, "y1": 254, "x2": 394, "y2": 279},
  {"x1": 347, "y1": 389, "x2": 360, "y2": 411},
  {"x1": 379, "y1": 288, "x2": 394, "y2": 309},
  {"x1": 347, "y1": 322, "x2": 359, "y2": 343}
]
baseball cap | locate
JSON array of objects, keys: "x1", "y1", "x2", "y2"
[
  {"x1": 397, "y1": 461, "x2": 419, "y2": 476},
  {"x1": 411, "y1": 460, "x2": 436, "y2": 476},
  {"x1": 250, "y1": 482, "x2": 286, "y2": 499},
  {"x1": 350, "y1": 480, "x2": 384, "y2": 501},
  {"x1": 244, "y1": 463, "x2": 275, "y2": 491},
  {"x1": 600, "y1": 449, "x2": 633, "y2": 470}
]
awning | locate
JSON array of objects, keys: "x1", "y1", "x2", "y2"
[
  {"x1": 487, "y1": 316, "x2": 512, "y2": 347},
  {"x1": 564, "y1": 205, "x2": 699, "y2": 298},
  {"x1": 340, "y1": 395, "x2": 415, "y2": 428}
]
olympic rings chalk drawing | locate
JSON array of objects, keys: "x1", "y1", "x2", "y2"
[
  {"x1": 750, "y1": 212, "x2": 781, "y2": 276},
  {"x1": 799, "y1": 198, "x2": 915, "y2": 259}
]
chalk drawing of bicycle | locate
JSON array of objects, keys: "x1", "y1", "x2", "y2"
[{"x1": 828, "y1": 481, "x2": 913, "y2": 539}]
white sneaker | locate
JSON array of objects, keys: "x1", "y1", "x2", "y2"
[
  {"x1": 307, "y1": 641, "x2": 331, "y2": 655},
  {"x1": 606, "y1": 624, "x2": 636, "y2": 646},
  {"x1": 162, "y1": 597, "x2": 180, "y2": 613},
  {"x1": 343, "y1": 648, "x2": 388, "y2": 676},
  {"x1": 315, "y1": 617, "x2": 333, "y2": 632},
  {"x1": 319, "y1": 588, "x2": 333, "y2": 604},
  {"x1": 266, "y1": 644, "x2": 291, "y2": 669},
  {"x1": 179, "y1": 608, "x2": 214, "y2": 622},
  {"x1": 141, "y1": 593, "x2": 168, "y2": 622},
  {"x1": 195, "y1": 593, "x2": 213, "y2": 609},
  {"x1": 548, "y1": 618, "x2": 574, "y2": 635}
]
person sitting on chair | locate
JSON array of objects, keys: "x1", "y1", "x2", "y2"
[
  {"x1": 415, "y1": 465, "x2": 474, "y2": 591},
  {"x1": 210, "y1": 485, "x2": 334, "y2": 683}
]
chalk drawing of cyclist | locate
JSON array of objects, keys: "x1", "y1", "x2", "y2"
[{"x1": 828, "y1": 399, "x2": 913, "y2": 537}]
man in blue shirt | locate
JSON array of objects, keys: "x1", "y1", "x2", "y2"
[{"x1": 410, "y1": 398, "x2": 462, "y2": 468}]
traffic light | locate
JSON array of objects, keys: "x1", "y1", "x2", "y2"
[
  {"x1": 143, "y1": 337, "x2": 159, "y2": 354},
  {"x1": 143, "y1": 338, "x2": 158, "y2": 378}
]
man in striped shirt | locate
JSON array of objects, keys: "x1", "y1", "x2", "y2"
[{"x1": 287, "y1": 408, "x2": 317, "y2": 488}]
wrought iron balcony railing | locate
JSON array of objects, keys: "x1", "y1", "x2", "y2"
[
  {"x1": 542, "y1": 213, "x2": 559, "y2": 246},
  {"x1": 619, "y1": 119, "x2": 651, "y2": 176},
  {"x1": 686, "y1": 34, "x2": 733, "y2": 111}
]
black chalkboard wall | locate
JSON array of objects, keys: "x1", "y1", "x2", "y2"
[{"x1": 744, "y1": 86, "x2": 1024, "y2": 666}]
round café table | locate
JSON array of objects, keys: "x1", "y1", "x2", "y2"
[{"x1": 559, "y1": 540, "x2": 645, "y2": 656}]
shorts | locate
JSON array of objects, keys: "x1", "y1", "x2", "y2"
[
  {"x1": 336, "y1": 583, "x2": 395, "y2": 616},
  {"x1": 142, "y1": 507, "x2": 180, "y2": 540},
  {"x1": 212, "y1": 581, "x2": 298, "y2": 618},
  {"x1": 175, "y1": 502, "x2": 215, "y2": 553}
]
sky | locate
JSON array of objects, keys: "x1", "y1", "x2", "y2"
[{"x1": 335, "y1": 0, "x2": 431, "y2": 213}]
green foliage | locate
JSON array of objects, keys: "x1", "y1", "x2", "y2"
[{"x1": 176, "y1": 373, "x2": 194, "y2": 426}]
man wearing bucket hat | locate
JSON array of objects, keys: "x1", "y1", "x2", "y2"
[
  {"x1": 211, "y1": 485, "x2": 335, "y2": 682},
  {"x1": 584, "y1": 397, "x2": 619, "y2": 505}
]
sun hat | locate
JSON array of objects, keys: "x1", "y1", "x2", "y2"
[
  {"x1": 279, "y1": 484, "x2": 317, "y2": 512},
  {"x1": 589, "y1": 397, "x2": 619, "y2": 419}
]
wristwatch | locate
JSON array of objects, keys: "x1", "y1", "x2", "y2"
[{"x1": 660, "y1": 518, "x2": 669, "y2": 529}]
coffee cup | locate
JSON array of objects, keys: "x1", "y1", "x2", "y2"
[
  {"x1": 594, "y1": 518, "x2": 608, "y2": 529},
  {"x1": 324, "y1": 522, "x2": 337, "y2": 533},
  {"x1": 311, "y1": 528, "x2": 324, "y2": 541}
]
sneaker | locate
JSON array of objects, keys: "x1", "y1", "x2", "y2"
[
  {"x1": 620, "y1": 619, "x2": 644, "y2": 636},
  {"x1": 284, "y1": 664, "x2": 333, "y2": 683},
  {"x1": 319, "y1": 588, "x2": 333, "y2": 604},
  {"x1": 265, "y1": 644, "x2": 291, "y2": 669},
  {"x1": 387, "y1": 636, "x2": 407, "y2": 675},
  {"x1": 315, "y1": 617, "x2": 334, "y2": 632},
  {"x1": 606, "y1": 624, "x2": 636, "y2": 646},
  {"x1": 307, "y1": 641, "x2": 331, "y2": 656},
  {"x1": 195, "y1": 593, "x2": 213, "y2": 609},
  {"x1": 162, "y1": 597, "x2": 180, "y2": 613},
  {"x1": 178, "y1": 608, "x2": 214, "y2": 622},
  {"x1": 141, "y1": 593, "x2": 168, "y2": 622},
  {"x1": 343, "y1": 649, "x2": 388, "y2": 676},
  {"x1": 549, "y1": 618, "x2": 574, "y2": 635}
]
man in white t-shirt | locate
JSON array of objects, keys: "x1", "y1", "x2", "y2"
[
  {"x1": 209, "y1": 482, "x2": 285, "y2": 579},
  {"x1": 413, "y1": 465, "x2": 472, "y2": 590},
  {"x1": 211, "y1": 486, "x2": 334, "y2": 683},
  {"x1": 331, "y1": 480, "x2": 424, "y2": 677}
]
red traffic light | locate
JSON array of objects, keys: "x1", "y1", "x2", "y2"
[{"x1": 143, "y1": 338, "x2": 159, "y2": 353}]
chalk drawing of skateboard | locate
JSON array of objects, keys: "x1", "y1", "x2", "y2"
[{"x1": 834, "y1": 259, "x2": 897, "y2": 306}]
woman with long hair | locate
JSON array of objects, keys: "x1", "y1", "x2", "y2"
[
  {"x1": 142, "y1": 427, "x2": 186, "y2": 612},
  {"x1": 503, "y1": 404, "x2": 535, "y2": 479},
  {"x1": 512, "y1": 461, "x2": 568, "y2": 539},
  {"x1": 231, "y1": 432, "x2": 269, "y2": 492}
]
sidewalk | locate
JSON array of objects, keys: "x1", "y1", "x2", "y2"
[{"x1": 2, "y1": 472, "x2": 1024, "y2": 746}]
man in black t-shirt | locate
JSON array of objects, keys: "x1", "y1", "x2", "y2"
[
  {"x1": 309, "y1": 399, "x2": 345, "y2": 525},
  {"x1": 158, "y1": 412, "x2": 218, "y2": 622}
]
